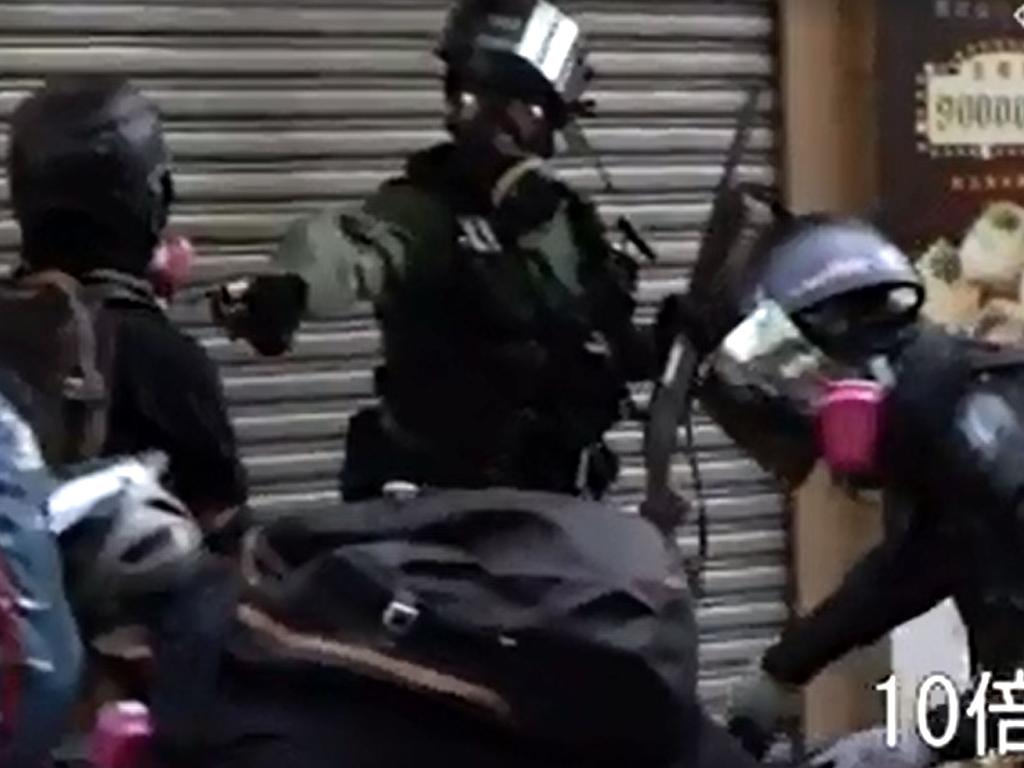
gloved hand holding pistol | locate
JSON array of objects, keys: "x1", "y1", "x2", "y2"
[{"x1": 211, "y1": 273, "x2": 308, "y2": 357}]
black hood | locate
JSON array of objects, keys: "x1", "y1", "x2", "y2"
[{"x1": 9, "y1": 75, "x2": 174, "y2": 275}]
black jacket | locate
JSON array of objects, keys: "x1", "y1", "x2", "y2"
[
  {"x1": 761, "y1": 338, "x2": 1024, "y2": 762},
  {"x1": 89, "y1": 274, "x2": 247, "y2": 521}
]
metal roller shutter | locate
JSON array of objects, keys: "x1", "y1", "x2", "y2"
[{"x1": 0, "y1": 0, "x2": 787, "y2": 715}]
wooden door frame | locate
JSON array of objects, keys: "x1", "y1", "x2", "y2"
[{"x1": 779, "y1": 0, "x2": 890, "y2": 742}]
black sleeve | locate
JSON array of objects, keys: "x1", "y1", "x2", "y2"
[
  {"x1": 161, "y1": 339, "x2": 248, "y2": 516},
  {"x1": 762, "y1": 504, "x2": 957, "y2": 686},
  {"x1": 104, "y1": 311, "x2": 248, "y2": 521}
]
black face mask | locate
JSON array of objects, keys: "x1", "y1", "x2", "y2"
[
  {"x1": 795, "y1": 286, "x2": 922, "y2": 367},
  {"x1": 446, "y1": 84, "x2": 556, "y2": 157}
]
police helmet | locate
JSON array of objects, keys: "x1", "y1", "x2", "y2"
[{"x1": 437, "y1": 0, "x2": 593, "y2": 129}]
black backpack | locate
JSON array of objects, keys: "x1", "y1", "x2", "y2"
[{"x1": 223, "y1": 488, "x2": 698, "y2": 766}]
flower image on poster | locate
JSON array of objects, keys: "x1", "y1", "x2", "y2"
[{"x1": 917, "y1": 201, "x2": 1024, "y2": 342}]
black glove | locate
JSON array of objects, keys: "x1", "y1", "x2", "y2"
[
  {"x1": 883, "y1": 325, "x2": 972, "y2": 498},
  {"x1": 727, "y1": 715, "x2": 776, "y2": 762},
  {"x1": 213, "y1": 274, "x2": 307, "y2": 357}
]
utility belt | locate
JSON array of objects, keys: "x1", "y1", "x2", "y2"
[{"x1": 341, "y1": 402, "x2": 618, "y2": 501}]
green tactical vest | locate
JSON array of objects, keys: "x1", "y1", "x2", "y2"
[{"x1": 358, "y1": 144, "x2": 651, "y2": 488}]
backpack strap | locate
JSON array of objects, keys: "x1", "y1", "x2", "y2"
[
  {"x1": 15, "y1": 271, "x2": 109, "y2": 463},
  {"x1": 16, "y1": 271, "x2": 105, "y2": 406},
  {"x1": 80, "y1": 269, "x2": 160, "y2": 311},
  {"x1": 77, "y1": 269, "x2": 162, "y2": 442}
]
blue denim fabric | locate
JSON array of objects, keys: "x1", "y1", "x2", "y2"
[{"x1": 0, "y1": 395, "x2": 83, "y2": 766}]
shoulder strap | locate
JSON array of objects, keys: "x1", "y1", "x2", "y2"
[
  {"x1": 12, "y1": 270, "x2": 109, "y2": 463},
  {"x1": 79, "y1": 269, "x2": 159, "y2": 311},
  {"x1": 77, "y1": 271, "x2": 162, "y2": 416},
  {"x1": 16, "y1": 271, "x2": 103, "y2": 402}
]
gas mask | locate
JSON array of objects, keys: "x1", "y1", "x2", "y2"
[
  {"x1": 701, "y1": 299, "x2": 895, "y2": 486},
  {"x1": 445, "y1": 89, "x2": 556, "y2": 159}
]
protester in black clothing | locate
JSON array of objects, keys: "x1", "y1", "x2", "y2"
[
  {"x1": 7, "y1": 75, "x2": 247, "y2": 531},
  {"x1": 98, "y1": 277, "x2": 248, "y2": 524},
  {"x1": 665, "y1": 211, "x2": 1024, "y2": 767}
]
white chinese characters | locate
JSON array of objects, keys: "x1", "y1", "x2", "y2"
[{"x1": 877, "y1": 671, "x2": 1024, "y2": 758}]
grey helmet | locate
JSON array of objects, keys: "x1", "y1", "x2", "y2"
[
  {"x1": 437, "y1": 0, "x2": 593, "y2": 129},
  {"x1": 50, "y1": 454, "x2": 202, "y2": 615}
]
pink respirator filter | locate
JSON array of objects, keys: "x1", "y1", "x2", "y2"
[
  {"x1": 150, "y1": 235, "x2": 195, "y2": 300},
  {"x1": 816, "y1": 379, "x2": 887, "y2": 477},
  {"x1": 91, "y1": 701, "x2": 153, "y2": 768}
]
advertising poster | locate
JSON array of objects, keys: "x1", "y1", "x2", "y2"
[{"x1": 879, "y1": 1, "x2": 1024, "y2": 341}]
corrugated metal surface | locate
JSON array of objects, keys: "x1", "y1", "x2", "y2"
[{"x1": 0, "y1": 1, "x2": 788, "y2": 714}]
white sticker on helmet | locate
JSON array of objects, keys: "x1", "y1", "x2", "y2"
[
  {"x1": 518, "y1": 1, "x2": 560, "y2": 63},
  {"x1": 515, "y1": 1, "x2": 583, "y2": 93}
]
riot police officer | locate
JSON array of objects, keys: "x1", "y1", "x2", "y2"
[{"x1": 219, "y1": 0, "x2": 654, "y2": 503}]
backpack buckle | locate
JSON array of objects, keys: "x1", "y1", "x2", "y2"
[
  {"x1": 383, "y1": 481, "x2": 419, "y2": 503},
  {"x1": 383, "y1": 594, "x2": 419, "y2": 636}
]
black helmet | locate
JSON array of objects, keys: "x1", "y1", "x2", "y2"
[
  {"x1": 437, "y1": 0, "x2": 593, "y2": 129},
  {"x1": 8, "y1": 75, "x2": 174, "y2": 275},
  {"x1": 754, "y1": 217, "x2": 925, "y2": 363}
]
